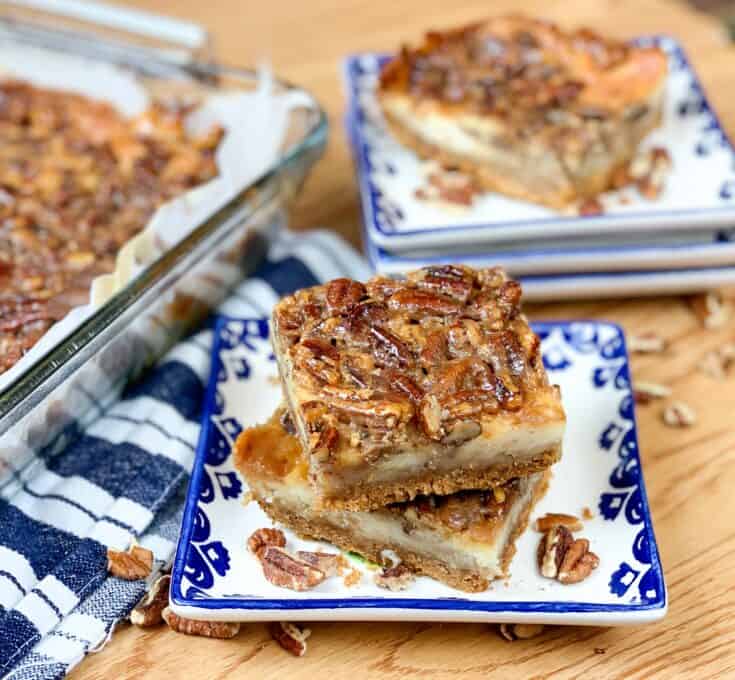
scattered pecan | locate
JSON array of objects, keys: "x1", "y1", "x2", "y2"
[
  {"x1": 632, "y1": 380, "x2": 671, "y2": 404},
  {"x1": 538, "y1": 525, "x2": 599, "y2": 584},
  {"x1": 688, "y1": 291, "x2": 731, "y2": 329},
  {"x1": 343, "y1": 568, "x2": 362, "y2": 587},
  {"x1": 374, "y1": 564, "x2": 416, "y2": 591},
  {"x1": 107, "y1": 544, "x2": 154, "y2": 580},
  {"x1": 269, "y1": 621, "x2": 311, "y2": 657},
  {"x1": 259, "y1": 546, "x2": 327, "y2": 591},
  {"x1": 414, "y1": 165, "x2": 477, "y2": 208},
  {"x1": 662, "y1": 401, "x2": 697, "y2": 427},
  {"x1": 557, "y1": 538, "x2": 600, "y2": 584},
  {"x1": 537, "y1": 525, "x2": 574, "y2": 579},
  {"x1": 698, "y1": 344, "x2": 735, "y2": 380},
  {"x1": 534, "y1": 513, "x2": 583, "y2": 533},
  {"x1": 498, "y1": 623, "x2": 545, "y2": 641},
  {"x1": 628, "y1": 332, "x2": 667, "y2": 354},
  {"x1": 578, "y1": 197, "x2": 604, "y2": 216},
  {"x1": 581, "y1": 507, "x2": 594, "y2": 520},
  {"x1": 162, "y1": 608, "x2": 240, "y2": 638},
  {"x1": 248, "y1": 527, "x2": 287, "y2": 557},
  {"x1": 295, "y1": 551, "x2": 340, "y2": 578},
  {"x1": 130, "y1": 574, "x2": 170, "y2": 627}
]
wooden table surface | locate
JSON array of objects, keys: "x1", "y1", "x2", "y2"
[{"x1": 72, "y1": 1, "x2": 735, "y2": 678}]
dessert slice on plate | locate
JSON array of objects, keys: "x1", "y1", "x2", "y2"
[
  {"x1": 271, "y1": 265, "x2": 565, "y2": 511},
  {"x1": 234, "y1": 410, "x2": 551, "y2": 592},
  {"x1": 377, "y1": 14, "x2": 668, "y2": 208}
]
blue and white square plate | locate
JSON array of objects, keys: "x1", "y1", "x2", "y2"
[
  {"x1": 170, "y1": 317, "x2": 666, "y2": 624},
  {"x1": 367, "y1": 236, "x2": 735, "y2": 301},
  {"x1": 346, "y1": 37, "x2": 735, "y2": 253}
]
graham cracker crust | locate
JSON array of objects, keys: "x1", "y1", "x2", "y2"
[
  {"x1": 317, "y1": 445, "x2": 561, "y2": 512},
  {"x1": 253, "y1": 470, "x2": 549, "y2": 593},
  {"x1": 380, "y1": 107, "x2": 660, "y2": 209}
]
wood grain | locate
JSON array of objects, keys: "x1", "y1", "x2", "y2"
[{"x1": 70, "y1": 1, "x2": 735, "y2": 678}]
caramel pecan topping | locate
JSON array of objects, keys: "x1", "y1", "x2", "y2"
[
  {"x1": 273, "y1": 266, "x2": 553, "y2": 462},
  {"x1": 0, "y1": 80, "x2": 222, "y2": 375},
  {"x1": 378, "y1": 14, "x2": 665, "y2": 152}
]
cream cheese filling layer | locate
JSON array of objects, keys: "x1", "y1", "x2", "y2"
[{"x1": 252, "y1": 471, "x2": 543, "y2": 577}]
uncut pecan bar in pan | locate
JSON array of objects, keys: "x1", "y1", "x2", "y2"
[
  {"x1": 271, "y1": 265, "x2": 565, "y2": 511},
  {"x1": 235, "y1": 412, "x2": 550, "y2": 592},
  {"x1": 377, "y1": 15, "x2": 667, "y2": 208},
  {"x1": 0, "y1": 80, "x2": 222, "y2": 375}
]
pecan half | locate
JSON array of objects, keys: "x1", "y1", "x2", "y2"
[
  {"x1": 313, "y1": 425, "x2": 340, "y2": 461},
  {"x1": 326, "y1": 278, "x2": 366, "y2": 314},
  {"x1": 498, "y1": 623, "x2": 545, "y2": 641},
  {"x1": 628, "y1": 332, "x2": 667, "y2": 354},
  {"x1": 258, "y1": 546, "x2": 327, "y2": 591},
  {"x1": 689, "y1": 291, "x2": 731, "y2": 329},
  {"x1": 374, "y1": 564, "x2": 416, "y2": 591},
  {"x1": 534, "y1": 513, "x2": 583, "y2": 533},
  {"x1": 440, "y1": 419, "x2": 482, "y2": 445},
  {"x1": 269, "y1": 621, "x2": 311, "y2": 657},
  {"x1": 295, "y1": 551, "x2": 340, "y2": 578},
  {"x1": 408, "y1": 264, "x2": 474, "y2": 303},
  {"x1": 633, "y1": 380, "x2": 671, "y2": 404},
  {"x1": 248, "y1": 527, "x2": 287, "y2": 557},
  {"x1": 699, "y1": 344, "x2": 735, "y2": 380},
  {"x1": 662, "y1": 401, "x2": 697, "y2": 427},
  {"x1": 107, "y1": 544, "x2": 154, "y2": 580},
  {"x1": 537, "y1": 525, "x2": 574, "y2": 579},
  {"x1": 557, "y1": 538, "x2": 600, "y2": 584},
  {"x1": 369, "y1": 325, "x2": 412, "y2": 367},
  {"x1": 130, "y1": 574, "x2": 170, "y2": 627},
  {"x1": 387, "y1": 288, "x2": 462, "y2": 316},
  {"x1": 538, "y1": 526, "x2": 599, "y2": 584},
  {"x1": 162, "y1": 608, "x2": 240, "y2": 638}
]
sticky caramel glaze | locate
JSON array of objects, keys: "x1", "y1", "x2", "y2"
[
  {"x1": 233, "y1": 413, "x2": 308, "y2": 483},
  {"x1": 234, "y1": 414, "x2": 520, "y2": 543}
]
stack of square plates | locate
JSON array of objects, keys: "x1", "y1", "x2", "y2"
[{"x1": 344, "y1": 37, "x2": 735, "y2": 300}]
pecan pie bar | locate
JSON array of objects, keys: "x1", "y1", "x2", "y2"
[
  {"x1": 0, "y1": 80, "x2": 222, "y2": 375},
  {"x1": 271, "y1": 265, "x2": 565, "y2": 511},
  {"x1": 377, "y1": 15, "x2": 667, "y2": 208},
  {"x1": 234, "y1": 413, "x2": 550, "y2": 592}
]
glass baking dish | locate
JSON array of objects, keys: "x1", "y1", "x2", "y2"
[{"x1": 0, "y1": 1, "x2": 328, "y2": 480}]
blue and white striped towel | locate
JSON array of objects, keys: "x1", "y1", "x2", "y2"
[{"x1": 0, "y1": 230, "x2": 370, "y2": 679}]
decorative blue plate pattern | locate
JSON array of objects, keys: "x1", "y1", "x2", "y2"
[
  {"x1": 344, "y1": 37, "x2": 735, "y2": 254},
  {"x1": 170, "y1": 318, "x2": 666, "y2": 624}
]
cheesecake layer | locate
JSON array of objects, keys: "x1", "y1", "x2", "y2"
[{"x1": 234, "y1": 415, "x2": 550, "y2": 592}]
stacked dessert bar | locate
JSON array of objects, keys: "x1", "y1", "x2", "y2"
[{"x1": 234, "y1": 265, "x2": 566, "y2": 591}]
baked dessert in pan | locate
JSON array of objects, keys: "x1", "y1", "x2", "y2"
[
  {"x1": 234, "y1": 411, "x2": 551, "y2": 592},
  {"x1": 271, "y1": 265, "x2": 565, "y2": 511},
  {"x1": 0, "y1": 80, "x2": 222, "y2": 376},
  {"x1": 377, "y1": 15, "x2": 667, "y2": 208}
]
